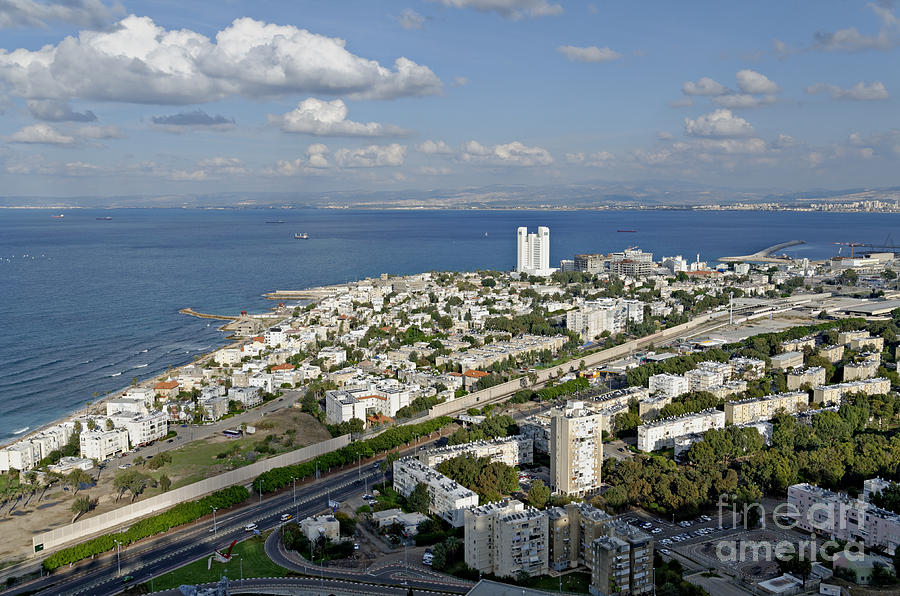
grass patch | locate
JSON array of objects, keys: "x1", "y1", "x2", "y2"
[
  {"x1": 523, "y1": 571, "x2": 591, "y2": 593},
  {"x1": 141, "y1": 532, "x2": 290, "y2": 591}
]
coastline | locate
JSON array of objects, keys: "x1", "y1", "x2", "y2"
[{"x1": 0, "y1": 297, "x2": 313, "y2": 450}]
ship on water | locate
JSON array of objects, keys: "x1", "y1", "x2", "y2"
[
  {"x1": 96, "y1": 216, "x2": 112, "y2": 221},
  {"x1": 294, "y1": 232, "x2": 309, "y2": 239},
  {"x1": 51, "y1": 214, "x2": 64, "y2": 219}
]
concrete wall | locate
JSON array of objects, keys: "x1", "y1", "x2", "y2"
[
  {"x1": 33, "y1": 434, "x2": 350, "y2": 554},
  {"x1": 428, "y1": 311, "x2": 728, "y2": 418}
]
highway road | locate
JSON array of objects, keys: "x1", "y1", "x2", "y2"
[{"x1": 7, "y1": 461, "x2": 459, "y2": 596}]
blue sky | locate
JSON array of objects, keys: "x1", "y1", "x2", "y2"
[{"x1": 0, "y1": 0, "x2": 898, "y2": 198}]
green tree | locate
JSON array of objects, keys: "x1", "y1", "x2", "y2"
[
  {"x1": 67, "y1": 468, "x2": 91, "y2": 494},
  {"x1": 158, "y1": 474, "x2": 172, "y2": 493},
  {"x1": 526, "y1": 479, "x2": 550, "y2": 509},
  {"x1": 70, "y1": 495, "x2": 95, "y2": 523},
  {"x1": 407, "y1": 483, "x2": 430, "y2": 515}
]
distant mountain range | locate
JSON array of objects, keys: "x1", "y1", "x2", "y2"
[{"x1": 2, "y1": 182, "x2": 899, "y2": 210}]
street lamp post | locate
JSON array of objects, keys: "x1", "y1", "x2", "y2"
[
  {"x1": 115, "y1": 540, "x2": 121, "y2": 577},
  {"x1": 213, "y1": 507, "x2": 218, "y2": 536},
  {"x1": 292, "y1": 477, "x2": 297, "y2": 518}
]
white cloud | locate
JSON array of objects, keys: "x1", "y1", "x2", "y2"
[
  {"x1": 418, "y1": 166, "x2": 452, "y2": 175},
  {"x1": 268, "y1": 98, "x2": 407, "y2": 137},
  {"x1": 460, "y1": 140, "x2": 553, "y2": 166},
  {"x1": 564, "y1": 151, "x2": 613, "y2": 166},
  {"x1": 334, "y1": 144, "x2": 407, "y2": 167},
  {"x1": 712, "y1": 94, "x2": 776, "y2": 109},
  {"x1": 0, "y1": 15, "x2": 442, "y2": 105},
  {"x1": 735, "y1": 69, "x2": 779, "y2": 94},
  {"x1": 76, "y1": 124, "x2": 122, "y2": 139},
  {"x1": 6, "y1": 123, "x2": 75, "y2": 144},
  {"x1": 682, "y1": 77, "x2": 728, "y2": 96},
  {"x1": 26, "y1": 99, "x2": 96, "y2": 122},
  {"x1": 399, "y1": 8, "x2": 425, "y2": 29},
  {"x1": 557, "y1": 45, "x2": 622, "y2": 63},
  {"x1": 151, "y1": 110, "x2": 235, "y2": 132},
  {"x1": 657, "y1": 131, "x2": 674, "y2": 140},
  {"x1": 417, "y1": 139, "x2": 453, "y2": 154},
  {"x1": 452, "y1": 76, "x2": 468, "y2": 86},
  {"x1": 565, "y1": 152, "x2": 585, "y2": 163},
  {"x1": 771, "y1": 134, "x2": 797, "y2": 149},
  {"x1": 811, "y1": 2, "x2": 899, "y2": 52},
  {"x1": 673, "y1": 138, "x2": 767, "y2": 154},
  {"x1": 684, "y1": 109, "x2": 754, "y2": 138},
  {"x1": 805, "y1": 81, "x2": 889, "y2": 100},
  {"x1": 433, "y1": 0, "x2": 562, "y2": 20},
  {"x1": 0, "y1": 0, "x2": 120, "y2": 29}
]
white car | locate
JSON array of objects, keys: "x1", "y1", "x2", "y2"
[
  {"x1": 280, "y1": 513, "x2": 293, "y2": 522},
  {"x1": 244, "y1": 523, "x2": 258, "y2": 532}
]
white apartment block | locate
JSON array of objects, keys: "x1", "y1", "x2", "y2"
[
  {"x1": 393, "y1": 457, "x2": 478, "y2": 527},
  {"x1": 812, "y1": 378, "x2": 891, "y2": 406},
  {"x1": 637, "y1": 409, "x2": 725, "y2": 452},
  {"x1": 318, "y1": 347, "x2": 347, "y2": 368},
  {"x1": 648, "y1": 373, "x2": 689, "y2": 398},
  {"x1": 843, "y1": 359, "x2": 879, "y2": 382},
  {"x1": 593, "y1": 386, "x2": 651, "y2": 410},
  {"x1": 551, "y1": 401, "x2": 603, "y2": 496},
  {"x1": 418, "y1": 435, "x2": 533, "y2": 469},
  {"x1": 520, "y1": 415, "x2": 551, "y2": 454},
  {"x1": 771, "y1": 351, "x2": 804, "y2": 370},
  {"x1": 730, "y1": 357, "x2": 766, "y2": 380},
  {"x1": 464, "y1": 499, "x2": 526, "y2": 574},
  {"x1": 787, "y1": 366, "x2": 827, "y2": 390},
  {"x1": 121, "y1": 410, "x2": 168, "y2": 447},
  {"x1": 228, "y1": 387, "x2": 262, "y2": 408},
  {"x1": 610, "y1": 249, "x2": 653, "y2": 277},
  {"x1": 516, "y1": 226, "x2": 552, "y2": 276},
  {"x1": 724, "y1": 391, "x2": 809, "y2": 425},
  {"x1": 80, "y1": 428, "x2": 129, "y2": 462},
  {"x1": 106, "y1": 397, "x2": 149, "y2": 418},
  {"x1": 707, "y1": 380, "x2": 748, "y2": 400},
  {"x1": 325, "y1": 384, "x2": 411, "y2": 426},
  {"x1": 0, "y1": 442, "x2": 39, "y2": 473},
  {"x1": 781, "y1": 337, "x2": 817, "y2": 352},
  {"x1": 685, "y1": 368, "x2": 724, "y2": 392},
  {"x1": 838, "y1": 330, "x2": 870, "y2": 345},
  {"x1": 566, "y1": 299, "x2": 643, "y2": 341},
  {"x1": 788, "y1": 482, "x2": 900, "y2": 555}
]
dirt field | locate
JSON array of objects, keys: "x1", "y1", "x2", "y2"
[{"x1": 0, "y1": 410, "x2": 331, "y2": 564}]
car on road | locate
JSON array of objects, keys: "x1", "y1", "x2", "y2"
[
  {"x1": 363, "y1": 493, "x2": 374, "y2": 500},
  {"x1": 280, "y1": 513, "x2": 293, "y2": 522},
  {"x1": 244, "y1": 523, "x2": 258, "y2": 532},
  {"x1": 118, "y1": 464, "x2": 131, "y2": 469},
  {"x1": 121, "y1": 575, "x2": 134, "y2": 583},
  {"x1": 651, "y1": 528, "x2": 662, "y2": 534},
  {"x1": 354, "y1": 543, "x2": 359, "y2": 550}
]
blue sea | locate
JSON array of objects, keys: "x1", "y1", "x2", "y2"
[{"x1": 1, "y1": 207, "x2": 898, "y2": 441}]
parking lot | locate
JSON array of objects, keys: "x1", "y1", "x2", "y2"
[{"x1": 621, "y1": 509, "x2": 739, "y2": 553}]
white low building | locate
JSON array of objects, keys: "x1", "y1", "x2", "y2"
[
  {"x1": 121, "y1": 411, "x2": 168, "y2": 447},
  {"x1": 80, "y1": 428, "x2": 129, "y2": 462},
  {"x1": 637, "y1": 409, "x2": 725, "y2": 452},
  {"x1": 0, "y1": 442, "x2": 40, "y2": 473},
  {"x1": 393, "y1": 457, "x2": 478, "y2": 527},
  {"x1": 418, "y1": 435, "x2": 533, "y2": 468},
  {"x1": 648, "y1": 373, "x2": 689, "y2": 398}
]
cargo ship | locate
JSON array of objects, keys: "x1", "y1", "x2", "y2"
[
  {"x1": 51, "y1": 214, "x2": 65, "y2": 219},
  {"x1": 96, "y1": 216, "x2": 112, "y2": 220}
]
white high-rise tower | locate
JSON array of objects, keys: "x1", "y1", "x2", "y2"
[{"x1": 516, "y1": 226, "x2": 551, "y2": 275}]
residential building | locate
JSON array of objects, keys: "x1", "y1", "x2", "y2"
[
  {"x1": 610, "y1": 249, "x2": 653, "y2": 277},
  {"x1": 574, "y1": 254, "x2": 607, "y2": 274},
  {"x1": 0, "y1": 442, "x2": 39, "y2": 473},
  {"x1": 685, "y1": 368, "x2": 724, "y2": 392},
  {"x1": 838, "y1": 330, "x2": 870, "y2": 345},
  {"x1": 464, "y1": 499, "x2": 526, "y2": 574},
  {"x1": 228, "y1": 386, "x2": 262, "y2": 408},
  {"x1": 516, "y1": 226, "x2": 552, "y2": 276},
  {"x1": 724, "y1": 392, "x2": 808, "y2": 424},
  {"x1": 637, "y1": 409, "x2": 725, "y2": 452},
  {"x1": 325, "y1": 385, "x2": 411, "y2": 426},
  {"x1": 648, "y1": 373, "x2": 689, "y2": 398},
  {"x1": 153, "y1": 380, "x2": 180, "y2": 400},
  {"x1": 843, "y1": 359, "x2": 879, "y2": 382},
  {"x1": 781, "y1": 337, "x2": 816, "y2": 352},
  {"x1": 393, "y1": 457, "x2": 478, "y2": 527},
  {"x1": 771, "y1": 351, "x2": 804, "y2": 370},
  {"x1": 371, "y1": 509, "x2": 430, "y2": 536},
  {"x1": 493, "y1": 508, "x2": 549, "y2": 578},
  {"x1": 707, "y1": 380, "x2": 748, "y2": 400},
  {"x1": 788, "y1": 482, "x2": 900, "y2": 555},
  {"x1": 730, "y1": 357, "x2": 766, "y2": 380},
  {"x1": 300, "y1": 515, "x2": 340, "y2": 542},
  {"x1": 787, "y1": 367, "x2": 827, "y2": 390},
  {"x1": 121, "y1": 410, "x2": 168, "y2": 447},
  {"x1": 550, "y1": 402, "x2": 603, "y2": 496},
  {"x1": 818, "y1": 344, "x2": 845, "y2": 363},
  {"x1": 812, "y1": 378, "x2": 891, "y2": 405},
  {"x1": 201, "y1": 396, "x2": 230, "y2": 421},
  {"x1": 638, "y1": 395, "x2": 672, "y2": 420},
  {"x1": 80, "y1": 428, "x2": 129, "y2": 461},
  {"x1": 419, "y1": 435, "x2": 533, "y2": 468},
  {"x1": 520, "y1": 414, "x2": 551, "y2": 453},
  {"x1": 850, "y1": 335, "x2": 884, "y2": 352},
  {"x1": 589, "y1": 521, "x2": 653, "y2": 596}
]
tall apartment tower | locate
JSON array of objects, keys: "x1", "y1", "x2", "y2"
[
  {"x1": 516, "y1": 226, "x2": 550, "y2": 275},
  {"x1": 550, "y1": 401, "x2": 603, "y2": 496}
]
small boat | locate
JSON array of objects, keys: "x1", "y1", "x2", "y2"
[
  {"x1": 96, "y1": 216, "x2": 112, "y2": 221},
  {"x1": 266, "y1": 220, "x2": 286, "y2": 224},
  {"x1": 294, "y1": 233, "x2": 309, "y2": 240},
  {"x1": 52, "y1": 214, "x2": 65, "y2": 219},
  {"x1": 617, "y1": 229, "x2": 637, "y2": 233}
]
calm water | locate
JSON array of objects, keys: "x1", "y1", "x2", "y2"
[{"x1": 1, "y1": 207, "x2": 898, "y2": 441}]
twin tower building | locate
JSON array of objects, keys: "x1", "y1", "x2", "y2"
[{"x1": 516, "y1": 226, "x2": 553, "y2": 277}]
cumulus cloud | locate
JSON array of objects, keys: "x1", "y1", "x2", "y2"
[
  {"x1": 6, "y1": 123, "x2": 75, "y2": 144},
  {"x1": 682, "y1": 77, "x2": 728, "y2": 96},
  {"x1": 657, "y1": 131, "x2": 674, "y2": 140},
  {"x1": 334, "y1": 144, "x2": 406, "y2": 167},
  {"x1": 810, "y1": 2, "x2": 899, "y2": 52},
  {"x1": 269, "y1": 144, "x2": 332, "y2": 176},
  {"x1": 452, "y1": 76, "x2": 468, "y2": 86},
  {"x1": 151, "y1": 110, "x2": 236, "y2": 132},
  {"x1": 0, "y1": 15, "x2": 442, "y2": 105},
  {"x1": 417, "y1": 139, "x2": 453, "y2": 154},
  {"x1": 684, "y1": 109, "x2": 754, "y2": 138},
  {"x1": 76, "y1": 124, "x2": 122, "y2": 138},
  {"x1": 805, "y1": 81, "x2": 889, "y2": 100},
  {"x1": 0, "y1": 0, "x2": 120, "y2": 29},
  {"x1": 735, "y1": 69, "x2": 779, "y2": 94},
  {"x1": 673, "y1": 138, "x2": 767, "y2": 154},
  {"x1": 460, "y1": 140, "x2": 553, "y2": 166},
  {"x1": 399, "y1": 8, "x2": 425, "y2": 29},
  {"x1": 433, "y1": 0, "x2": 562, "y2": 19},
  {"x1": 26, "y1": 99, "x2": 96, "y2": 122},
  {"x1": 267, "y1": 98, "x2": 407, "y2": 137},
  {"x1": 712, "y1": 94, "x2": 776, "y2": 109},
  {"x1": 418, "y1": 166, "x2": 452, "y2": 175},
  {"x1": 557, "y1": 45, "x2": 622, "y2": 63}
]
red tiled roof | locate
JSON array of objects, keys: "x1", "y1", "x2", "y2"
[
  {"x1": 357, "y1": 394, "x2": 387, "y2": 401},
  {"x1": 154, "y1": 380, "x2": 179, "y2": 390},
  {"x1": 464, "y1": 369, "x2": 490, "y2": 378},
  {"x1": 271, "y1": 363, "x2": 294, "y2": 371}
]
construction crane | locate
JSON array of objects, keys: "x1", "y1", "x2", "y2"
[{"x1": 833, "y1": 242, "x2": 869, "y2": 258}]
